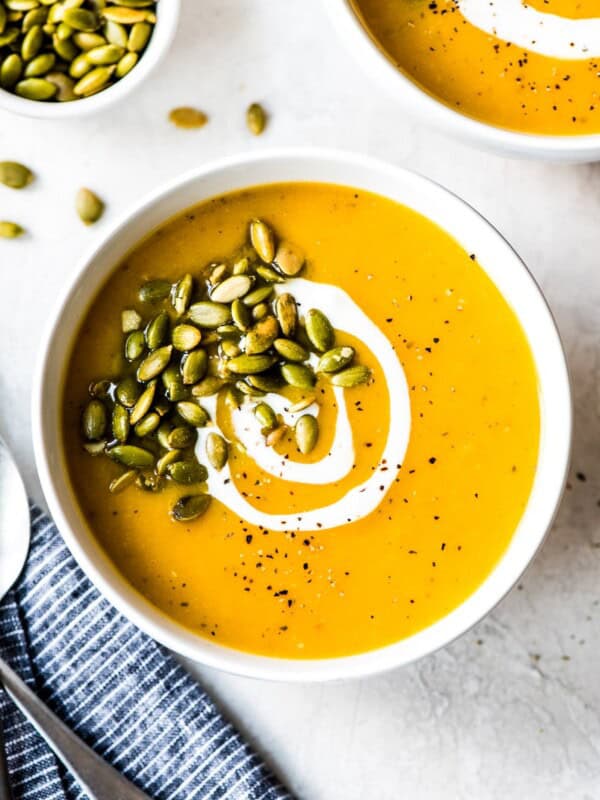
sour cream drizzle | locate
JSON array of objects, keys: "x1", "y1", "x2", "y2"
[
  {"x1": 194, "y1": 279, "x2": 411, "y2": 531},
  {"x1": 458, "y1": 0, "x2": 600, "y2": 60}
]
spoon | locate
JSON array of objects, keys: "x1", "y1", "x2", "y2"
[{"x1": 0, "y1": 435, "x2": 152, "y2": 799}]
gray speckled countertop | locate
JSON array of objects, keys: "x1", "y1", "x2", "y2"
[{"x1": 0, "y1": 2, "x2": 598, "y2": 797}]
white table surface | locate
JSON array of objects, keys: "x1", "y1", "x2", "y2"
[{"x1": 1, "y1": 2, "x2": 599, "y2": 798}]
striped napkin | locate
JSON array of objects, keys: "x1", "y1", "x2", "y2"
[{"x1": 0, "y1": 504, "x2": 292, "y2": 800}]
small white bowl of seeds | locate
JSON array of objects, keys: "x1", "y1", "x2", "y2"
[{"x1": 0, "y1": 0, "x2": 179, "y2": 118}]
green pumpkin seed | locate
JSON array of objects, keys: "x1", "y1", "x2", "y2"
[
  {"x1": 73, "y1": 30, "x2": 106, "y2": 49},
  {"x1": 0, "y1": 221, "x2": 25, "y2": 238},
  {"x1": 281, "y1": 362, "x2": 315, "y2": 389},
  {"x1": 305, "y1": 308, "x2": 334, "y2": 352},
  {"x1": 242, "y1": 284, "x2": 273, "y2": 307},
  {"x1": 53, "y1": 32, "x2": 78, "y2": 60},
  {"x1": 56, "y1": 21, "x2": 73, "y2": 40},
  {"x1": 129, "y1": 380, "x2": 156, "y2": 424},
  {"x1": 162, "y1": 364, "x2": 187, "y2": 401},
  {"x1": 168, "y1": 105, "x2": 208, "y2": 129},
  {"x1": 172, "y1": 273, "x2": 193, "y2": 316},
  {"x1": 215, "y1": 324, "x2": 239, "y2": 338},
  {"x1": 21, "y1": 24, "x2": 43, "y2": 60},
  {"x1": 139, "y1": 279, "x2": 171, "y2": 303},
  {"x1": 209, "y1": 263, "x2": 227, "y2": 284},
  {"x1": 274, "y1": 293, "x2": 297, "y2": 337},
  {"x1": 0, "y1": 54, "x2": 23, "y2": 88},
  {"x1": 191, "y1": 376, "x2": 223, "y2": 397},
  {"x1": 254, "y1": 402, "x2": 277, "y2": 432},
  {"x1": 112, "y1": 0, "x2": 155, "y2": 8},
  {"x1": 0, "y1": 160, "x2": 33, "y2": 189},
  {"x1": 116, "y1": 375, "x2": 141, "y2": 408},
  {"x1": 103, "y1": 18, "x2": 128, "y2": 46},
  {"x1": 145, "y1": 310, "x2": 169, "y2": 349},
  {"x1": 330, "y1": 365, "x2": 371, "y2": 388},
  {"x1": 82, "y1": 399, "x2": 107, "y2": 440},
  {"x1": 124, "y1": 330, "x2": 145, "y2": 361},
  {"x1": 168, "y1": 460, "x2": 208, "y2": 485},
  {"x1": 47, "y1": 5, "x2": 64, "y2": 25},
  {"x1": 69, "y1": 52, "x2": 92, "y2": 78},
  {"x1": 137, "y1": 345, "x2": 172, "y2": 381},
  {"x1": 227, "y1": 353, "x2": 276, "y2": 375},
  {"x1": 220, "y1": 339, "x2": 240, "y2": 358},
  {"x1": 172, "y1": 323, "x2": 201, "y2": 352},
  {"x1": 188, "y1": 301, "x2": 231, "y2": 328},
  {"x1": 252, "y1": 302, "x2": 268, "y2": 321},
  {"x1": 167, "y1": 425, "x2": 195, "y2": 449},
  {"x1": 127, "y1": 20, "x2": 151, "y2": 50},
  {"x1": 63, "y1": 7, "x2": 99, "y2": 31},
  {"x1": 109, "y1": 469, "x2": 137, "y2": 494},
  {"x1": 256, "y1": 265, "x2": 284, "y2": 283},
  {"x1": 181, "y1": 348, "x2": 208, "y2": 385},
  {"x1": 75, "y1": 187, "x2": 104, "y2": 224},
  {"x1": 134, "y1": 411, "x2": 160, "y2": 437},
  {"x1": 23, "y1": 51, "x2": 54, "y2": 76},
  {"x1": 210, "y1": 274, "x2": 253, "y2": 304},
  {"x1": 102, "y1": 6, "x2": 147, "y2": 23},
  {"x1": 247, "y1": 371, "x2": 283, "y2": 392},
  {"x1": 156, "y1": 449, "x2": 183, "y2": 476},
  {"x1": 171, "y1": 493, "x2": 211, "y2": 522},
  {"x1": 231, "y1": 298, "x2": 251, "y2": 331},
  {"x1": 5, "y1": 1, "x2": 40, "y2": 10},
  {"x1": 295, "y1": 414, "x2": 318, "y2": 454},
  {"x1": 86, "y1": 42, "x2": 124, "y2": 64},
  {"x1": 274, "y1": 241, "x2": 304, "y2": 276},
  {"x1": 114, "y1": 50, "x2": 136, "y2": 77},
  {"x1": 109, "y1": 444, "x2": 154, "y2": 468},
  {"x1": 176, "y1": 401, "x2": 209, "y2": 428},
  {"x1": 246, "y1": 102, "x2": 266, "y2": 136},
  {"x1": 121, "y1": 308, "x2": 142, "y2": 332},
  {"x1": 111, "y1": 402, "x2": 130, "y2": 442},
  {"x1": 316, "y1": 345, "x2": 355, "y2": 373},
  {"x1": 221, "y1": 385, "x2": 242, "y2": 410},
  {"x1": 249, "y1": 218, "x2": 275, "y2": 263},
  {"x1": 136, "y1": 471, "x2": 164, "y2": 493},
  {"x1": 232, "y1": 257, "x2": 250, "y2": 275},
  {"x1": 22, "y1": 6, "x2": 48, "y2": 30},
  {"x1": 45, "y1": 70, "x2": 76, "y2": 100},
  {"x1": 244, "y1": 315, "x2": 279, "y2": 355},
  {"x1": 206, "y1": 432, "x2": 228, "y2": 470},
  {"x1": 273, "y1": 338, "x2": 308, "y2": 363},
  {"x1": 73, "y1": 64, "x2": 114, "y2": 95},
  {"x1": 235, "y1": 380, "x2": 264, "y2": 397}
]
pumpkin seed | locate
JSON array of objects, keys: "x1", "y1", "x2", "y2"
[
  {"x1": 83, "y1": 440, "x2": 106, "y2": 456},
  {"x1": 316, "y1": 345, "x2": 354, "y2": 373},
  {"x1": 0, "y1": 28, "x2": 19, "y2": 48},
  {"x1": 45, "y1": 70, "x2": 76, "y2": 100},
  {"x1": 188, "y1": 301, "x2": 231, "y2": 328},
  {"x1": 109, "y1": 469, "x2": 137, "y2": 494},
  {"x1": 281, "y1": 363, "x2": 315, "y2": 388},
  {"x1": 76, "y1": 187, "x2": 104, "y2": 224},
  {"x1": 73, "y1": 30, "x2": 106, "y2": 49},
  {"x1": 168, "y1": 460, "x2": 208, "y2": 485},
  {"x1": 256, "y1": 265, "x2": 284, "y2": 283},
  {"x1": 162, "y1": 364, "x2": 187, "y2": 401},
  {"x1": 121, "y1": 308, "x2": 142, "y2": 332},
  {"x1": 168, "y1": 106, "x2": 208, "y2": 129},
  {"x1": 156, "y1": 449, "x2": 182, "y2": 476},
  {"x1": 56, "y1": 22, "x2": 73, "y2": 41},
  {"x1": 82, "y1": 398, "x2": 107, "y2": 440},
  {"x1": 215, "y1": 324, "x2": 239, "y2": 338},
  {"x1": 129, "y1": 379, "x2": 155, "y2": 423},
  {"x1": 23, "y1": 51, "x2": 54, "y2": 76},
  {"x1": 252, "y1": 302, "x2": 268, "y2": 321},
  {"x1": 181, "y1": 348, "x2": 208, "y2": 385},
  {"x1": 101, "y1": 6, "x2": 147, "y2": 23},
  {"x1": 137, "y1": 345, "x2": 172, "y2": 381},
  {"x1": 249, "y1": 218, "x2": 275, "y2": 263},
  {"x1": 73, "y1": 64, "x2": 114, "y2": 95},
  {"x1": 171, "y1": 493, "x2": 211, "y2": 522},
  {"x1": 103, "y1": 18, "x2": 127, "y2": 46},
  {"x1": 0, "y1": 221, "x2": 24, "y2": 238},
  {"x1": 305, "y1": 308, "x2": 334, "y2": 352},
  {"x1": 116, "y1": 375, "x2": 141, "y2": 408},
  {"x1": 244, "y1": 315, "x2": 279, "y2": 354},
  {"x1": 274, "y1": 293, "x2": 297, "y2": 337},
  {"x1": 22, "y1": 6, "x2": 47, "y2": 30},
  {"x1": 167, "y1": 425, "x2": 195, "y2": 449},
  {"x1": 127, "y1": 19, "x2": 150, "y2": 50},
  {"x1": 232, "y1": 257, "x2": 250, "y2": 275},
  {"x1": 112, "y1": 0, "x2": 155, "y2": 7},
  {"x1": 220, "y1": 339, "x2": 241, "y2": 358},
  {"x1": 191, "y1": 376, "x2": 223, "y2": 397},
  {"x1": 209, "y1": 263, "x2": 227, "y2": 284},
  {"x1": 235, "y1": 380, "x2": 264, "y2": 397},
  {"x1": 114, "y1": 50, "x2": 136, "y2": 77},
  {"x1": 295, "y1": 414, "x2": 318, "y2": 454},
  {"x1": 206, "y1": 432, "x2": 228, "y2": 470},
  {"x1": 242, "y1": 284, "x2": 273, "y2": 307},
  {"x1": 89, "y1": 378, "x2": 111, "y2": 398},
  {"x1": 171, "y1": 323, "x2": 201, "y2": 352},
  {"x1": 136, "y1": 471, "x2": 164, "y2": 492},
  {"x1": 176, "y1": 400, "x2": 209, "y2": 427},
  {"x1": 69, "y1": 52, "x2": 92, "y2": 78},
  {"x1": 254, "y1": 402, "x2": 277, "y2": 432},
  {"x1": 21, "y1": 24, "x2": 43, "y2": 59},
  {"x1": 172, "y1": 273, "x2": 193, "y2": 316},
  {"x1": 1, "y1": 54, "x2": 23, "y2": 88},
  {"x1": 266, "y1": 424, "x2": 287, "y2": 448},
  {"x1": 246, "y1": 102, "x2": 266, "y2": 136},
  {"x1": 145, "y1": 310, "x2": 169, "y2": 349},
  {"x1": 0, "y1": 5, "x2": 6, "y2": 33},
  {"x1": 210, "y1": 274, "x2": 253, "y2": 303},
  {"x1": 0, "y1": 160, "x2": 33, "y2": 189},
  {"x1": 274, "y1": 241, "x2": 304, "y2": 276},
  {"x1": 63, "y1": 7, "x2": 98, "y2": 31},
  {"x1": 109, "y1": 444, "x2": 154, "y2": 468},
  {"x1": 139, "y1": 279, "x2": 171, "y2": 303},
  {"x1": 5, "y1": 1, "x2": 39, "y2": 11},
  {"x1": 273, "y1": 338, "x2": 308, "y2": 363},
  {"x1": 124, "y1": 330, "x2": 144, "y2": 361},
  {"x1": 231, "y1": 298, "x2": 251, "y2": 331},
  {"x1": 111, "y1": 402, "x2": 130, "y2": 442},
  {"x1": 247, "y1": 371, "x2": 283, "y2": 392},
  {"x1": 52, "y1": 32, "x2": 78, "y2": 59},
  {"x1": 227, "y1": 353, "x2": 276, "y2": 375},
  {"x1": 134, "y1": 411, "x2": 160, "y2": 437},
  {"x1": 330, "y1": 365, "x2": 371, "y2": 388},
  {"x1": 86, "y1": 42, "x2": 124, "y2": 63}
]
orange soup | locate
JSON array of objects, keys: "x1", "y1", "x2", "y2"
[
  {"x1": 351, "y1": 0, "x2": 600, "y2": 135},
  {"x1": 62, "y1": 182, "x2": 540, "y2": 659}
]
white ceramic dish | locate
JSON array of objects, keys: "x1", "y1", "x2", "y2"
[
  {"x1": 33, "y1": 149, "x2": 572, "y2": 682},
  {"x1": 324, "y1": 0, "x2": 600, "y2": 163},
  {"x1": 0, "y1": 1, "x2": 179, "y2": 119}
]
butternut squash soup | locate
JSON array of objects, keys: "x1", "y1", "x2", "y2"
[
  {"x1": 351, "y1": 0, "x2": 600, "y2": 135},
  {"x1": 62, "y1": 182, "x2": 540, "y2": 659}
]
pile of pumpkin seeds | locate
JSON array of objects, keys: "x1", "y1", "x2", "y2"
[
  {"x1": 80, "y1": 218, "x2": 372, "y2": 522},
  {"x1": 0, "y1": 0, "x2": 157, "y2": 102}
]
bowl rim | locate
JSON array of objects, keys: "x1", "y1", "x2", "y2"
[
  {"x1": 32, "y1": 147, "x2": 572, "y2": 682},
  {"x1": 323, "y1": 0, "x2": 600, "y2": 159},
  {"x1": 0, "y1": 0, "x2": 180, "y2": 119}
]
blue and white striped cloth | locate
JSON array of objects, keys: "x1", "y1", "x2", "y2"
[{"x1": 0, "y1": 504, "x2": 292, "y2": 800}]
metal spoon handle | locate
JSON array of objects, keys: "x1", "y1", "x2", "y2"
[
  {"x1": 0, "y1": 709, "x2": 13, "y2": 800},
  {"x1": 0, "y1": 656, "x2": 151, "y2": 800}
]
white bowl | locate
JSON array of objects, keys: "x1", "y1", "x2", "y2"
[
  {"x1": 33, "y1": 149, "x2": 572, "y2": 682},
  {"x1": 324, "y1": 0, "x2": 600, "y2": 162},
  {"x1": 0, "y1": 1, "x2": 180, "y2": 119}
]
